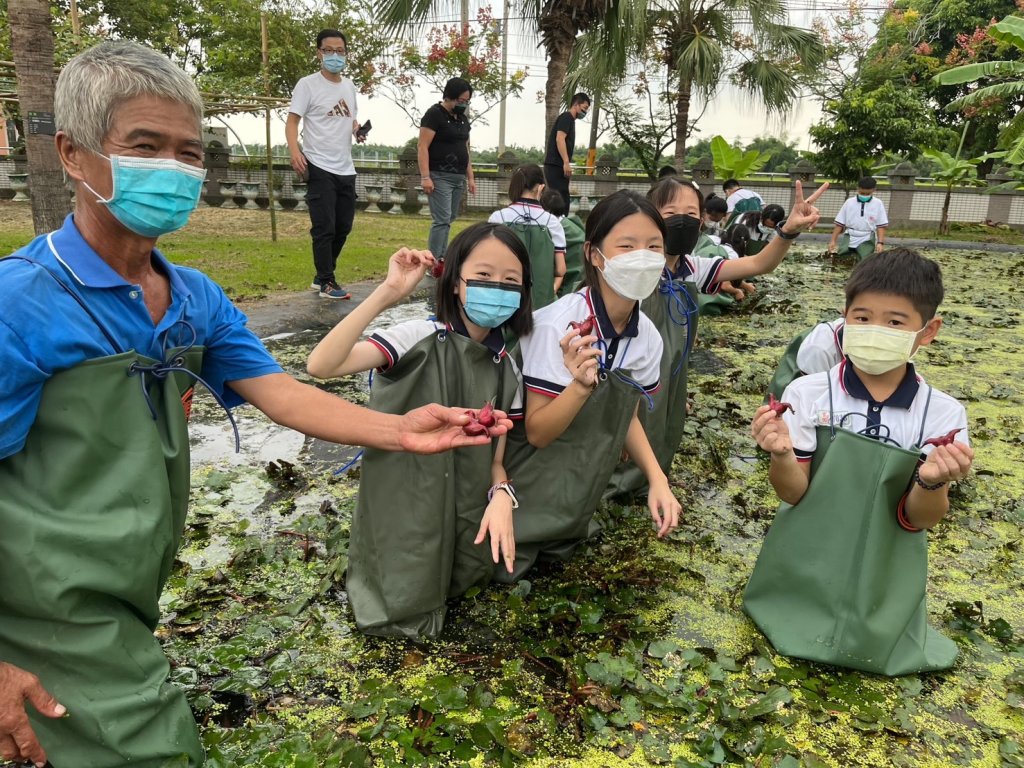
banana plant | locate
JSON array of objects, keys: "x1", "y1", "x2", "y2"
[
  {"x1": 921, "y1": 147, "x2": 985, "y2": 235},
  {"x1": 710, "y1": 135, "x2": 772, "y2": 180},
  {"x1": 933, "y1": 16, "x2": 1024, "y2": 165}
]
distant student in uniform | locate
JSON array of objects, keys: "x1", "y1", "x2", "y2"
[
  {"x1": 746, "y1": 248, "x2": 973, "y2": 676},
  {"x1": 765, "y1": 315, "x2": 845, "y2": 400},
  {"x1": 307, "y1": 223, "x2": 533, "y2": 639},
  {"x1": 723, "y1": 178, "x2": 764, "y2": 217},
  {"x1": 540, "y1": 187, "x2": 585, "y2": 296},
  {"x1": 828, "y1": 176, "x2": 888, "y2": 260},
  {"x1": 703, "y1": 195, "x2": 728, "y2": 238},
  {"x1": 739, "y1": 204, "x2": 785, "y2": 254},
  {"x1": 490, "y1": 164, "x2": 567, "y2": 307},
  {"x1": 499, "y1": 190, "x2": 682, "y2": 579}
]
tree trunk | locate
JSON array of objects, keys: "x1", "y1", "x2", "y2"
[
  {"x1": 939, "y1": 186, "x2": 951, "y2": 236},
  {"x1": 673, "y1": 76, "x2": 692, "y2": 171},
  {"x1": 542, "y1": 20, "x2": 574, "y2": 139},
  {"x1": 10, "y1": 0, "x2": 71, "y2": 234}
]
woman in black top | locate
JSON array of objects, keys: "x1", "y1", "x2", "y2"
[{"x1": 418, "y1": 77, "x2": 476, "y2": 260}]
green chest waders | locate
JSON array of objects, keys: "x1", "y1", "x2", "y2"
[
  {"x1": 345, "y1": 330, "x2": 521, "y2": 639},
  {"x1": 836, "y1": 232, "x2": 876, "y2": 261},
  {"x1": 692, "y1": 236, "x2": 736, "y2": 316},
  {"x1": 743, "y1": 398, "x2": 958, "y2": 675},
  {"x1": 497, "y1": 372, "x2": 640, "y2": 583},
  {"x1": 506, "y1": 222, "x2": 556, "y2": 310},
  {"x1": 766, "y1": 328, "x2": 813, "y2": 401},
  {"x1": 745, "y1": 239, "x2": 768, "y2": 256},
  {"x1": 558, "y1": 215, "x2": 586, "y2": 298},
  {"x1": 606, "y1": 277, "x2": 698, "y2": 499},
  {"x1": 0, "y1": 337, "x2": 208, "y2": 767}
]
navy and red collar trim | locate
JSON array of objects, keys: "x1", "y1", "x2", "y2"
[
  {"x1": 840, "y1": 358, "x2": 919, "y2": 409},
  {"x1": 583, "y1": 286, "x2": 640, "y2": 340},
  {"x1": 448, "y1": 314, "x2": 507, "y2": 357}
]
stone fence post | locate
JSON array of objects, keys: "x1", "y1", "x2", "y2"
[
  {"x1": 497, "y1": 150, "x2": 519, "y2": 207},
  {"x1": 985, "y1": 166, "x2": 1015, "y2": 226},
  {"x1": 886, "y1": 161, "x2": 917, "y2": 223},
  {"x1": 399, "y1": 146, "x2": 420, "y2": 214}
]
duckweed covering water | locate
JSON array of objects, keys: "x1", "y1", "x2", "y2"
[{"x1": 166, "y1": 248, "x2": 1024, "y2": 767}]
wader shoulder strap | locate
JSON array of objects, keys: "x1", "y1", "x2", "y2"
[
  {"x1": 914, "y1": 385, "x2": 935, "y2": 449},
  {"x1": 3, "y1": 255, "x2": 123, "y2": 355}
]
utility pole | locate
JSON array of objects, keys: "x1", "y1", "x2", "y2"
[
  {"x1": 461, "y1": 0, "x2": 470, "y2": 36},
  {"x1": 261, "y1": 11, "x2": 277, "y2": 241},
  {"x1": 497, "y1": 0, "x2": 508, "y2": 154}
]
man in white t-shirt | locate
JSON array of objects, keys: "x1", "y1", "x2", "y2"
[
  {"x1": 828, "y1": 176, "x2": 889, "y2": 259},
  {"x1": 286, "y1": 29, "x2": 365, "y2": 300}
]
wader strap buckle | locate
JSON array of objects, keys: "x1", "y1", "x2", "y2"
[{"x1": 128, "y1": 321, "x2": 241, "y2": 452}]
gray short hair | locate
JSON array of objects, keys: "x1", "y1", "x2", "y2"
[{"x1": 55, "y1": 41, "x2": 203, "y2": 153}]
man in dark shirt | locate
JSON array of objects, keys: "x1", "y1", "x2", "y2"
[{"x1": 543, "y1": 92, "x2": 590, "y2": 210}]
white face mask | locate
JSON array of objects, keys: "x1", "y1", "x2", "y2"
[
  {"x1": 596, "y1": 247, "x2": 665, "y2": 301},
  {"x1": 842, "y1": 323, "x2": 924, "y2": 375}
]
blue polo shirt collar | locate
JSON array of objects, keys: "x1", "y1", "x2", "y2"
[
  {"x1": 842, "y1": 358, "x2": 919, "y2": 409},
  {"x1": 586, "y1": 285, "x2": 640, "y2": 340},
  {"x1": 48, "y1": 214, "x2": 191, "y2": 298}
]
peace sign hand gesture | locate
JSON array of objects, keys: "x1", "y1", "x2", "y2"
[{"x1": 781, "y1": 180, "x2": 829, "y2": 235}]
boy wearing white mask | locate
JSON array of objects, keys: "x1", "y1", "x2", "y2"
[{"x1": 745, "y1": 248, "x2": 973, "y2": 676}]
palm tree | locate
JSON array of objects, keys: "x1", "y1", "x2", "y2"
[
  {"x1": 569, "y1": 0, "x2": 824, "y2": 169},
  {"x1": 933, "y1": 16, "x2": 1024, "y2": 165},
  {"x1": 9, "y1": 0, "x2": 71, "y2": 233},
  {"x1": 377, "y1": 0, "x2": 630, "y2": 134}
]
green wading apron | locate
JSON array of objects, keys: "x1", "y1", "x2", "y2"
[
  {"x1": 346, "y1": 329, "x2": 520, "y2": 639},
  {"x1": 745, "y1": 238, "x2": 768, "y2": 256},
  {"x1": 693, "y1": 235, "x2": 736, "y2": 316},
  {"x1": 0, "y1": 261, "x2": 208, "y2": 766},
  {"x1": 496, "y1": 372, "x2": 640, "y2": 583},
  {"x1": 559, "y1": 215, "x2": 586, "y2": 298},
  {"x1": 606, "y1": 275, "x2": 698, "y2": 499},
  {"x1": 836, "y1": 232, "x2": 875, "y2": 261},
  {"x1": 743, "y1": 385, "x2": 958, "y2": 676},
  {"x1": 507, "y1": 222, "x2": 556, "y2": 310},
  {"x1": 766, "y1": 328, "x2": 813, "y2": 401}
]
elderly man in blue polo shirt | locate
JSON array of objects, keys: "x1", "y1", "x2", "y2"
[{"x1": 0, "y1": 41, "x2": 510, "y2": 768}]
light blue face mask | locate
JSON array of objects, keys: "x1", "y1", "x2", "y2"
[
  {"x1": 463, "y1": 280, "x2": 522, "y2": 329},
  {"x1": 322, "y1": 54, "x2": 346, "y2": 73},
  {"x1": 856, "y1": 194, "x2": 873, "y2": 203},
  {"x1": 84, "y1": 154, "x2": 206, "y2": 238}
]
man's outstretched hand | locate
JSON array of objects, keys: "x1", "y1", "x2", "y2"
[
  {"x1": 398, "y1": 403, "x2": 512, "y2": 454},
  {"x1": 0, "y1": 662, "x2": 65, "y2": 767}
]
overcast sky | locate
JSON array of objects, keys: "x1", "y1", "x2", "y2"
[{"x1": 222, "y1": 0, "x2": 884, "y2": 157}]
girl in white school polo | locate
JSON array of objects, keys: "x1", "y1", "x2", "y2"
[{"x1": 497, "y1": 190, "x2": 682, "y2": 581}]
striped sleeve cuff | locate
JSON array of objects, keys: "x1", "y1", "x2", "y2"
[
  {"x1": 524, "y1": 375, "x2": 565, "y2": 398},
  {"x1": 701, "y1": 259, "x2": 726, "y2": 295},
  {"x1": 793, "y1": 448, "x2": 814, "y2": 463},
  {"x1": 367, "y1": 334, "x2": 397, "y2": 372}
]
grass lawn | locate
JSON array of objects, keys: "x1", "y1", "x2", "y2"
[{"x1": 0, "y1": 204, "x2": 487, "y2": 299}]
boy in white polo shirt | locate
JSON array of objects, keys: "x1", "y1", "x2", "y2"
[
  {"x1": 745, "y1": 248, "x2": 974, "y2": 676},
  {"x1": 828, "y1": 176, "x2": 888, "y2": 260}
]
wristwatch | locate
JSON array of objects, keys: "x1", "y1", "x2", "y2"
[
  {"x1": 488, "y1": 481, "x2": 519, "y2": 508},
  {"x1": 775, "y1": 221, "x2": 800, "y2": 240}
]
